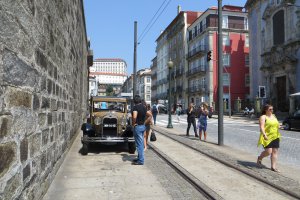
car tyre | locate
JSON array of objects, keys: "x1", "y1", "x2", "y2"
[
  {"x1": 128, "y1": 142, "x2": 136, "y2": 154},
  {"x1": 283, "y1": 122, "x2": 291, "y2": 130},
  {"x1": 81, "y1": 143, "x2": 89, "y2": 155}
]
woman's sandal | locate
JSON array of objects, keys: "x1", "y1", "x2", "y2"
[
  {"x1": 257, "y1": 156, "x2": 262, "y2": 166},
  {"x1": 271, "y1": 167, "x2": 280, "y2": 173}
]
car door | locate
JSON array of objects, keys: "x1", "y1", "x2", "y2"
[{"x1": 291, "y1": 110, "x2": 300, "y2": 129}]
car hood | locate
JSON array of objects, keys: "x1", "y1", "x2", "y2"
[{"x1": 93, "y1": 111, "x2": 126, "y2": 119}]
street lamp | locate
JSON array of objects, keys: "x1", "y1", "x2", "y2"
[{"x1": 167, "y1": 59, "x2": 174, "y2": 128}]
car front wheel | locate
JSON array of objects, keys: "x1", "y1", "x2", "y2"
[
  {"x1": 283, "y1": 122, "x2": 291, "y2": 130},
  {"x1": 128, "y1": 142, "x2": 136, "y2": 154}
]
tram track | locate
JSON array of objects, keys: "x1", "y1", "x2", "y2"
[
  {"x1": 149, "y1": 143, "x2": 223, "y2": 200},
  {"x1": 150, "y1": 127, "x2": 300, "y2": 200}
]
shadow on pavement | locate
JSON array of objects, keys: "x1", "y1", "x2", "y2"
[
  {"x1": 78, "y1": 143, "x2": 129, "y2": 155},
  {"x1": 237, "y1": 160, "x2": 269, "y2": 170}
]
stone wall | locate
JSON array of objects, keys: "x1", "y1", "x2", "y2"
[{"x1": 0, "y1": 0, "x2": 89, "y2": 199}]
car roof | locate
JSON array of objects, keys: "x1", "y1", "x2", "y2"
[{"x1": 91, "y1": 96, "x2": 127, "y2": 103}]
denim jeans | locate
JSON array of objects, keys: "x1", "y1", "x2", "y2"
[
  {"x1": 152, "y1": 113, "x2": 157, "y2": 125},
  {"x1": 134, "y1": 125, "x2": 146, "y2": 164}
]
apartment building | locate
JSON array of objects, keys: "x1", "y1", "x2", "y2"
[
  {"x1": 151, "y1": 57, "x2": 158, "y2": 102},
  {"x1": 136, "y1": 68, "x2": 152, "y2": 105},
  {"x1": 155, "y1": 8, "x2": 201, "y2": 109},
  {"x1": 90, "y1": 58, "x2": 127, "y2": 96},
  {"x1": 187, "y1": 5, "x2": 249, "y2": 110}
]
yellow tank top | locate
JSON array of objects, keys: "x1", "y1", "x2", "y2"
[{"x1": 257, "y1": 114, "x2": 281, "y2": 147}]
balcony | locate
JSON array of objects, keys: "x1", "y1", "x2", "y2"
[
  {"x1": 186, "y1": 45, "x2": 207, "y2": 60},
  {"x1": 151, "y1": 72, "x2": 157, "y2": 78},
  {"x1": 151, "y1": 85, "x2": 157, "y2": 90},
  {"x1": 175, "y1": 68, "x2": 184, "y2": 77},
  {"x1": 176, "y1": 85, "x2": 183, "y2": 93},
  {"x1": 186, "y1": 65, "x2": 206, "y2": 77},
  {"x1": 187, "y1": 85, "x2": 207, "y2": 95}
]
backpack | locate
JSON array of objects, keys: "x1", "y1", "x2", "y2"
[{"x1": 152, "y1": 105, "x2": 158, "y2": 113}]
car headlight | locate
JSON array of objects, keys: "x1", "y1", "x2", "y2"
[
  {"x1": 121, "y1": 116, "x2": 127, "y2": 127},
  {"x1": 94, "y1": 117, "x2": 101, "y2": 125}
]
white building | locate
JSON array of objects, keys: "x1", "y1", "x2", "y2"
[
  {"x1": 89, "y1": 75, "x2": 98, "y2": 96},
  {"x1": 137, "y1": 68, "x2": 152, "y2": 105},
  {"x1": 90, "y1": 58, "x2": 127, "y2": 96}
]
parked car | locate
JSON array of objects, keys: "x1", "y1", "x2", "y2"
[
  {"x1": 158, "y1": 105, "x2": 168, "y2": 114},
  {"x1": 282, "y1": 110, "x2": 300, "y2": 130},
  {"x1": 81, "y1": 96, "x2": 135, "y2": 155}
]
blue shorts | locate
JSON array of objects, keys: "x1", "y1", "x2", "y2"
[{"x1": 198, "y1": 122, "x2": 207, "y2": 132}]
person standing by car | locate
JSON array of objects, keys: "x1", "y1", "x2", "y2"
[
  {"x1": 132, "y1": 95, "x2": 147, "y2": 165},
  {"x1": 186, "y1": 103, "x2": 198, "y2": 137},
  {"x1": 198, "y1": 103, "x2": 209, "y2": 141},
  {"x1": 151, "y1": 102, "x2": 159, "y2": 125},
  {"x1": 144, "y1": 104, "x2": 153, "y2": 151},
  {"x1": 257, "y1": 104, "x2": 282, "y2": 172}
]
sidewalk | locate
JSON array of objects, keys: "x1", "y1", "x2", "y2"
[
  {"x1": 43, "y1": 133, "x2": 172, "y2": 200},
  {"x1": 152, "y1": 125, "x2": 300, "y2": 198}
]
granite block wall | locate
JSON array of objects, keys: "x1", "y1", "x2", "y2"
[{"x1": 0, "y1": 0, "x2": 89, "y2": 199}]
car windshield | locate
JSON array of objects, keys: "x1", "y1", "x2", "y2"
[{"x1": 93, "y1": 101, "x2": 126, "y2": 113}]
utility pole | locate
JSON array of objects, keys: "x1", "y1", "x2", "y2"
[
  {"x1": 218, "y1": 0, "x2": 224, "y2": 145},
  {"x1": 133, "y1": 21, "x2": 137, "y2": 98}
]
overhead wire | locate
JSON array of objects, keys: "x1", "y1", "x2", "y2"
[
  {"x1": 138, "y1": 0, "x2": 172, "y2": 44},
  {"x1": 138, "y1": 0, "x2": 168, "y2": 42}
]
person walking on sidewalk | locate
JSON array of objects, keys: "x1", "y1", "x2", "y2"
[
  {"x1": 151, "y1": 102, "x2": 159, "y2": 125},
  {"x1": 132, "y1": 95, "x2": 147, "y2": 165},
  {"x1": 186, "y1": 103, "x2": 198, "y2": 137},
  {"x1": 176, "y1": 105, "x2": 182, "y2": 123},
  {"x1": 198, "y1": 103, "x2": 209, "y2": 141},
  {"x1": 144, "y1": 104, "x2": 153, "y2": 151},
  {"x1": 257, "y1": 104, "x2": 281, "y2": 172}
]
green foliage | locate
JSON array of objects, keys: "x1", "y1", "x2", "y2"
[{"x1": 106, "y1": 85, "x2": 114, "y2": 96}]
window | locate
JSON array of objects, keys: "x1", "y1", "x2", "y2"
[
  {"x1": 245, "y1": 34, "x2": 249, "y2": 47},
  {"x1": 273, "y1": 10, "x2": 285, "y2": 45},
  {"x1": 146, "y1": 95, "x2": 151, "y2": 101},
  {"x1": 223, "y1": 54, "x2": 230, "y2": 66},
  {"x1": 146, "y1": 86, "x2": 151, "y2": 93},
  {"x1": 223, "y1": 34, "x2": 230, "y2": 46},
  {"x1": 147, "y1": 76, "x2": 151, "y2": 83},
  {"x1": 245, "y1": 54, "x2": 249, "y2": 66},
  {"x1": 222, "y1": 16, "x2": 228, "y2": 28},
  {"x1": 245, "y1": 74, "x2": 250, "y2": 87},
  {"x1": 223, "y1": 74, "x2": 230, "y2": 86}
]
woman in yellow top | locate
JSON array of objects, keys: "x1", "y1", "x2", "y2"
[{"x1": 257, "y1": 104, "x2": 281, "y2": 172}]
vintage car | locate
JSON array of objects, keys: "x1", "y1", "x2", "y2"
[{"x1": 81, "y1": 96, "x2": 135, "y2": 155}]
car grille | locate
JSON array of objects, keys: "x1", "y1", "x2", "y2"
[{"x1": 102, "y1": 117, "x2": 118, "y2": 137}]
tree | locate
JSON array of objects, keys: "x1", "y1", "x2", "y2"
[{"x1": 106, "y1": 85, "x2": 114, "y2": 96}]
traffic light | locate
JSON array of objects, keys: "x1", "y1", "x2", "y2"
[
  {"x1": 207, "y1": 51, "x2": 212, "y2": 62},
  {"x1": 259, "y1": 86, "x2": 266, "y2": 98}
]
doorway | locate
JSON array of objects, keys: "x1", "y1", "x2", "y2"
[{"x1": 276, "y1": 76, "x2": 287, "y2": 111}]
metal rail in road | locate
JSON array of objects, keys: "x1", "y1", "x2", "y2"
[
  {"x1": 148, "y1": 143, "x2": 223, "y2": 200},
  {"x1": 152, "y1": 128, "x2": 300, "y2": 200}
]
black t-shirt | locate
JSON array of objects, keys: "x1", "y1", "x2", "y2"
[{"x1": 132, "y1": 103, "x2": 147, "y2": 125}]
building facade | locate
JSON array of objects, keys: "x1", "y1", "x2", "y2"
[
  {"x1": 155, "y1": 8, "x2": 201, "y2": 109},
  {"x1": 136, "y1": 68, "x2": 152, "y2": 105},
  {"x1": 151, "y1": 57, "x2": 158, "y2": 102},
  {"x1": 187, "y1": 5, "x2": 249, "y2": 110},
  {"x1": 245, "y1": 0, "x2": 300, "y2": 112},
  {"x1": 90, "y1": 58, "x2": 127, "y2": 96}
]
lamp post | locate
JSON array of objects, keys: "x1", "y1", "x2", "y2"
[{"x1": 167, "y1": 60, "x2": 174, "y2": 128}]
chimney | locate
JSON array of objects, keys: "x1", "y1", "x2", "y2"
[{"x1": 177, "y1": 5, "x2": 181, "y2": 14}]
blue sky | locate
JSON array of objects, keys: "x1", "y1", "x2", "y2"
[{"x1": 84, "y1": 0, "x2": 246, "y2": 74}]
